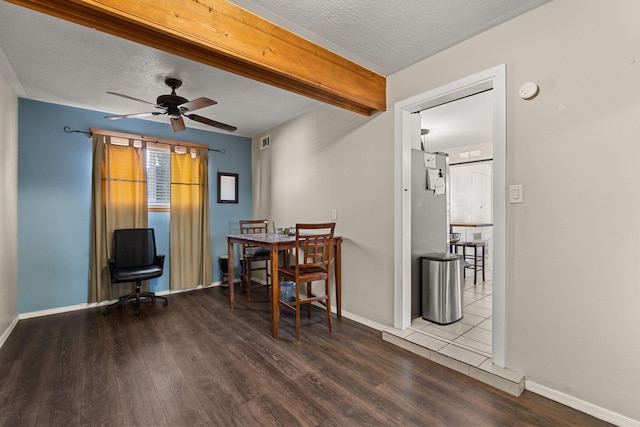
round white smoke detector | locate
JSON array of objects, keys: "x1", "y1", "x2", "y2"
[{"x1": 519, "y1": 82, "x2": 539, "y2": 100}]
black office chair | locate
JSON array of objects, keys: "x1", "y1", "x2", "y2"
[{"x1": 104, "y1": 228, "x2": 168, "y2": 316}]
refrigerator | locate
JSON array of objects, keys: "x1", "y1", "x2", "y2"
[{"x1": 411, "y1": 149, "x2": 449, "y2": 317}]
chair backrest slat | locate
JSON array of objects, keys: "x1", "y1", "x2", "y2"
[
  {"x1": 295, "y1": 223, "x2": 336, "y2": 270},
  {"x1": 240, "y1": 219, "x2": 269, "y2": 253},
  {"x1": 240, "y1": 219, "x2": 269, "y2": 235}
]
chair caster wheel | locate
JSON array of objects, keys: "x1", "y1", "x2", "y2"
[{"x1": 134, "y1": 309, "x2": 140, "y2": 316}]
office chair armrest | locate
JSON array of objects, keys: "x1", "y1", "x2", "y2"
[
  {"x1": 108, "y1": 258, "x2": 117, "y2": 279},
  {"x1": 155, "y1": 254, "x2": 166, "y2": 269}
]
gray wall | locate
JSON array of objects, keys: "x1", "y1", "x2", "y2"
[
  {"x1": 0, "y1": 72, "x2": 18, "y2": 344},
  {"x1": 253, "y1": 0, "x2": 640, "y2": 421}
]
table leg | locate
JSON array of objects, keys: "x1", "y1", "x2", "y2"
[
  {"x1": 335, "y1": 239, "x2": 342, "y2": 319},
  {"x1": 481, "y1": 244, "x2": 485, "y2": 282},
  {"x1": 227, "y1": 238, "x2": 234, "y2": 308},
  {"x1": 473, "y1": 245, "x2": 478, "y2": 285},
  {"x1": 271, "y1": 245, "x2": 280, "y2": 338}
]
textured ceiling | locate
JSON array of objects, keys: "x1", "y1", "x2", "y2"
[
  {"x1": 0, "y1": 0, "x2": 549, "y2": 137},
  {"x1": 0, "y1": 1, "x2": 320, "y2": 137},
  {"x1": 234, "y1": 0, "x2": 550, "y2": 75}
]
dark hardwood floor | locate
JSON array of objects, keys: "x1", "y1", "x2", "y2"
[{"x1": 0, "y1": 285, "x2": 609, "y2": 426}]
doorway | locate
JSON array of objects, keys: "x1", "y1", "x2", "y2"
[{"x1": 393, "y1": 64, "x2": 506, "y2": 366}]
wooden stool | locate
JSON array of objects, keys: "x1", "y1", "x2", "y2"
[{"x1": 452, "y1": 241, "x2": 485, "y2": 284}]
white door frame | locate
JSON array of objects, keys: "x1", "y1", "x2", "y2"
[{"x1": 393, "y1": 64, "x2": 507, "y2": 366}]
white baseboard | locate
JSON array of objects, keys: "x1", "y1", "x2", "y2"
[
  {"x1": 0, "y1": 315, "x2": 19, "y2": 349},
  {"x1": 306, "y1": 301, "x2": 386, "y2": 332},
  {"x1": 525, "y1": 380, "x2": 640, "y2": 427},
  {"x1": 19, "y1": 302, "x2": 103, "y2": 319},
  {"x1": 338, "y1": 308, "x2": 386, "y2": 332},
  {"x1": 17, "y1": 282, "x2": 222, "y2": 320}
]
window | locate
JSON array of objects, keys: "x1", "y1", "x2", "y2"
[
  {"x1": 146, "y1": 145, "x2": 170, "y2": 210},
  {"x1": 107, "y1": 136, "x2": 204, "y2": 211}
]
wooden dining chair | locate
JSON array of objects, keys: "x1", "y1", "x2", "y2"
[
  {"x1": 277, "y1": 222, "x2": 336, "y2": 340},
  {"x1": 239, "y1": 219, "x2": 271, "y2": 302}
]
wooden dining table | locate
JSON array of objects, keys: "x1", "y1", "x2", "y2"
[{"x1": 226, "y1": 233, "x2": 343, "y2": 338}]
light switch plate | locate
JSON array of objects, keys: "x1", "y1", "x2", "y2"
[{"x1": 509, "y1": 184, "x2": 524, "y2": 204}]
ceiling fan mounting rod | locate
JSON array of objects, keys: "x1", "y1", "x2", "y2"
[{"x1": 165, "y1": 77, "x2": 182, "y2": 90}]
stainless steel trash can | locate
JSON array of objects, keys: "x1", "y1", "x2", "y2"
[{"x1": 421, "y1": 253, "x2": 463, "y2": 324}]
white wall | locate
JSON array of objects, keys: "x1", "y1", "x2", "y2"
[
  {"x1": 449, "y1": 161, "x2": 494, "y2": 258},
  {"x1": 449, "y1": 162, "x2": 493, "y2": 225},
  {"x1": 0, "y1": 70, "x2": 19, "y2": 346},
  {"x1": 254, "y1": 0, "x2": 640, "y2": 421}
]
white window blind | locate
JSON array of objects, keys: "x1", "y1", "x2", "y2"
[{"x1": 146, "y1": 146, "x2": 170, "y2": 208}]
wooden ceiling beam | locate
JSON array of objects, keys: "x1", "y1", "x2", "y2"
[{"x1": 7, "y1": 0, "x2": 386, "y2": 115}]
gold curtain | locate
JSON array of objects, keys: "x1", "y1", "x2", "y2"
[
  {"x1": 170, "y1": 146, "x2": 212, "y2": 290},
  {"x1": 90, "y1": 134, "x2": 148, "y2": 303}
]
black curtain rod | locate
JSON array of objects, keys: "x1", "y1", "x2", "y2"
[{"x1": 63, "y1": 126, "x2": 225, "y2": 154}]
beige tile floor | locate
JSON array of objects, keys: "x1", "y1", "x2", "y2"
[{"x1": 411, "y1": 269, "x2": 493, "y2": 357}]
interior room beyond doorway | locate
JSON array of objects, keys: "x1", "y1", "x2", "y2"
[
  {"x1": 449, "y1": 160, "x2": 494, "y2": 262},
  {"x1": 412, "y1": 75, "x2": 497, "y2": 358},
  {"x1": 413, "y1": 159, "x2": 494, "y2": 357},
  {"x1": 394, "y1": 64, "x2": 506, "y2": 366}
]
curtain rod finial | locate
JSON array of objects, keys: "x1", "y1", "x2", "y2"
[{"x1": 64, "y1": 126, "x2": 92, "y2": 137}]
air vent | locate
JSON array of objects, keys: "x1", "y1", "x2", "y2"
[{"x1": 260, "y1": 135, "x2": 271, "y2": 150}]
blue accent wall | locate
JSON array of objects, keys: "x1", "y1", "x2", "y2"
[{"x1": 17, "y1": 99, "x2": 252, "y2": 313}]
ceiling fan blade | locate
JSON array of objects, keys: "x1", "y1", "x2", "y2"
[
  {"x1": 179, "y1": 97, "x2": 217, "y2": 112},
  {"x1": 186, "y1": 114, "x2": 237, "y2": 132},
  {"x1": 170, "y1": 116, "x2": 186, "y2": 132},
  {"x1": 105, "y1": 111, "x2": 163, "y2": 120},
  {"x1": 107, "y1": 91, "x2": 158, "y2": 106}
]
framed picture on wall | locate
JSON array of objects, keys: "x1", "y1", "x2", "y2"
[{"x1": 217, "y1": 172, "x2": 238, "y2": 204}]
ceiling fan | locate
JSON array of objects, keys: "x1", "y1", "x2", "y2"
[{"x1": 104, "y1": 77, "x2": 237, "y2": 133}]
